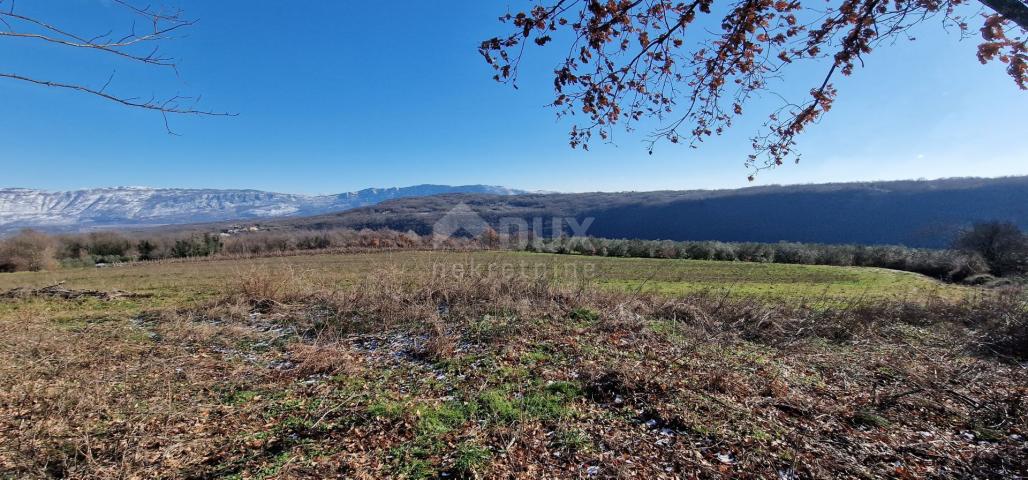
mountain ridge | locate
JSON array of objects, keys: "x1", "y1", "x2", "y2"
[
  {"x1": 0, "y1": 184, "x2": 525, "y2": 233},
  {"x1": 6, "y1": 176, "x2": 1028, "y2": 247},
  {"x1": 259, "y1": 176, "x2": 1028, "y2": 248}
]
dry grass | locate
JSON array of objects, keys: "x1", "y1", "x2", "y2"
[
  {"x1": 1, "y1": 263, "x2": 1025, "y2": 478},
  {"x1": 0, "y1": 250, "x2": 971, "y2": 306}
]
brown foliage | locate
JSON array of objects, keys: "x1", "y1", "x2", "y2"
[
  {"x1": 0, "y1": 229, "x2": 57, "y2": 272},
  {"x1": 482, "y1": 0, "x2": 1027, "y2": 175},
  {"x1": 287, "y1": 342, "x2": 357, "y2": 377},
  {"x1": 978, "y1": 7, "x2": 1028, "y2": 89}
]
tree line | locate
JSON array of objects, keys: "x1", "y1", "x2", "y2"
[
  {"x1": 1, "y1": 222, "x2": 1026, "y2": 283},
  {"x1": 526, "y1": 221, "x2": 1028, "y2": 283},
  {"x1": 0, "y1": 228, "x2": 474, "y2": 272}
]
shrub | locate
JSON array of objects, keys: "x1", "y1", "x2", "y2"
[
  {"x1": 962, "y1": 293, "x2": 1028, "y2": 360},
  {"x1": 137, "y1": 240, "x2": 158, "y2": 260},
  {"x1": 86, "y1": 232, "x2": 133, "y2": 257},
  {"x1": 0, "y1": 229, "x2": 58, "y2": 272},
  {"x1": 735, "y1": 243, "x2": 775, "y2": 263},
  {"x1": 478, "y1": 227, "x2": 501, "y2": 249},
  {"x1": 954, "y1": 221, "x2": 1028, "y2": 276},
  {"x1": 710, "y1": 242, "x2": 737, "y2": 261},
  {"x1": 625, "y1": 239, "x2": 653, "y2": 258},
  {"x1": 772, "y1": 242, "x2": 818, "y2": 265},
  {"x1": 683, "y1": 242, "x2": 716, "y2": 260},
  {"x1": 296, "y1": 234, "x2": 331, "y2": 250},
  {"x1": 606, "y1": 239, "x2": 630, "y2": 257},
  {"x1": 571, "y1": 239, "x2": 596, "y2": 255},
  {"x1": 942, "y1": 252, "x2": 990, "y2": 282},
  {"x1": 654, "y1": 240, "x2": 679, "y2": 259},
  {"x1": 170, "y1": 234, "x2": 223, "y2": 258},
  {"x1": 814, "y1": 245, "x2": 854, "y2": 266},
  {"x1": 57, "y1": 236, "x2": 89, "y2": 260}
]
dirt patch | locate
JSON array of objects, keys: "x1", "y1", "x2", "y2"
[{"x1": 0, "y1": 282, "x2": 151, "y2": 301}]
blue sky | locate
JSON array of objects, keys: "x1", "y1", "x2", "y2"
[{"x1": 0, "y1": 1, "x2": 1025, "y2": 194}]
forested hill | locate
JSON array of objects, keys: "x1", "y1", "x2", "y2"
[{"x1": 273, "y1": 176, "x2": 1028, "y2": 248}]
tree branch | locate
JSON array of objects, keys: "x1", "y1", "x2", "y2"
[
  {"x1": 0, "y1": 72, "x2": 235, "y2": 127},
  {"x1": 0, "y1": 1, "x2": 231, "y2": 132},
  {"x1": 979, "y1": 0, "x2": 1028, "y2": 31},
  {"x1": 0, "y1": 31, "x2": 177, "y2": 66},
  {"x1": 487, "y1": 0, "x2": 1024, "y2": 176}
]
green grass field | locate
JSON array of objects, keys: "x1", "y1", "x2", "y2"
[{"x1": 0, "y1": 250, "x2": 968, "y2": 310}]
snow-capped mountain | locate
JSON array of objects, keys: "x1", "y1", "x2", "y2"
[{"x1": 0, "y1": 185, "x2": 524, "y2": 233}]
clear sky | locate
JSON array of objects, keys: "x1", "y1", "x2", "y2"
[{"x1": 1, "y1": 1, "x2": 1025, "y2": 194}]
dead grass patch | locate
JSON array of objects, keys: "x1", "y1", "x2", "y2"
[{"x1": 2, "y1": 267, "x2": 1026, "y2": 478}]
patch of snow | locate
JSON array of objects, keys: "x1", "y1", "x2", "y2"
[{"x1": 0, "y1": 184, "x2": 526, "y2": 233}]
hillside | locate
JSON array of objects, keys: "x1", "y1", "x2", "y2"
[
  {"x1": 270, "y1": 176, "x2": 1028, "y2": 248},
  {"x1": 0, "y1": 185, "x2": 524, "y2": 233}
]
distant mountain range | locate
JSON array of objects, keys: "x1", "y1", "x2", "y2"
[
  {"x1": 261, "y1": 176, "x2": 1028, "y2": 248},
  {"x1": 5, "y1": 177, "x2": 1028, "y2": 247},
  {"x1": 0, "y1": 185, "x2": 525, "y2": 233}
]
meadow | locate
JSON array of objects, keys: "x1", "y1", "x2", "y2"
[
  {"x1": 0, "y1": 250, "x2": 969, "y2": 308},
  {"x1": 0, "y1": 250, "x2": 1024, "y2": 478}
]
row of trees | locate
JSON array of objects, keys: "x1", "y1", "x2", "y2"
[
  {"x1": 528, "y1": 237, "x2": 989, "y2": 282},
  {"x1": 526, "y1": 222, "x2": 1028, "y2": 282},
  {"x1": 57, "y1": 231, "x2": 225, "y2": 265},
  {"x1": 3, "y1": 222, "x2": 1025, "y2": 281},
  {"x1": 0, "y1": 230, "x2": 226, "y2": 272},
  {"x1": 0, "y1": 228, "x2": 484, "y2": 272},
  {"x1": 219, "y1": 229, "x2": 431, "y2": 256}
]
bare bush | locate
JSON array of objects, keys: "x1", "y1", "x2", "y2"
[
  {"x1": 955, "y1": 221, "x2": 1028, "y2": 276},
  {"x1": 233, "y1": 266, "x2": 325, "y2": 308},
  {"x1": 0, "y1": 229, "x2": 57, "y2": 272}
]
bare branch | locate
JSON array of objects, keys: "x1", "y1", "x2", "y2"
[
  {"x1": 0, "y1": 1, "x2": 232, "y2": 131},
  {"x1": 0, "y1": 72, "x2": 235, "y2": 133},
  {"x1": 0, "y1": 31, "x2": 177, "y2": 66}
]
